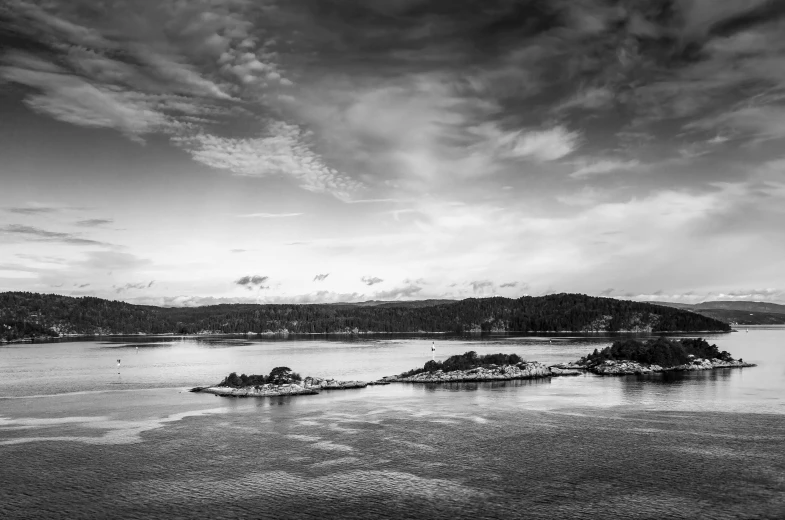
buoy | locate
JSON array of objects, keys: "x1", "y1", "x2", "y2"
[{"x1": 431, "y1": 341, "x2": 435, "y2": 361}]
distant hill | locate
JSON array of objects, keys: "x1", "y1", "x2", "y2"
[
  {"x1": 328, "y1": 299, "x2": 456, "y2": 308},
  {"x1": 648, "y1": 300, "x2": 785, "y2": 325},
  {"x1": 0, "y1": 291, "x2": 730, "y2": 342}
]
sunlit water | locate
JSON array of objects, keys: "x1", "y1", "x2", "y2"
[{"x1": 1, "y1": 329, "x2": 784, "y2": 519}]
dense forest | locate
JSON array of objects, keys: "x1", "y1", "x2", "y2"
[{"x1": 0, "y1": 291, "x2": 730, "y2": 342}]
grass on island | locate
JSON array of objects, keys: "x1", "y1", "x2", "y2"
[
  {"x1": 219, "y1": 366, "x2": 302, "y2": 388},
  {"x1": 580, "y1": 337, "x2": 737, "y2": 367},
  {"x1": 399, "y1": 351, "x2": 526, "y2": 378}
]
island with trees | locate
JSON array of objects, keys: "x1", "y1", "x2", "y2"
[
  {"x1": 570, "y1": 337, "x2": 756, "y2": 375},
  {"x1": 193, "y1": 340, "x2": 755, "y2": 398},
  {"x1": 192, "y1": 366, "x2": 371, "y2": 397}
]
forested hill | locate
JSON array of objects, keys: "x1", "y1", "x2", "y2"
[{"x1": 0, "y1": 292, "x2": 730, "y2": 341}]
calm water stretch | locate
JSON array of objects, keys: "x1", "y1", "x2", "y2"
[{"x1": 1, "y1": 329, "x2": 784, "y2": 519}]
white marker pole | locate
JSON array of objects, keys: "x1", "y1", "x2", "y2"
[{"x1": 431, "y1": 341, "x2": 435, "y2": 361}]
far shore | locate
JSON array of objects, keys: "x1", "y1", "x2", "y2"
[{"x1": 1, "y1": 328, "x2": 737, "y2": 345}]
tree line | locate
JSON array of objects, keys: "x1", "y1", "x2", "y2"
[{"x1": 0, "y1": 291, "x2": 730, "y2": 342}]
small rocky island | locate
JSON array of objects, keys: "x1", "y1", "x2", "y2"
[
  {"x1": 572, "y1": 337, "x2": 756, "y2": 375},
  {"x1": 192, "y1": 339, "x2": 755, "y2": 398},
  {"x1": 191, "y1": 366, "x2": 369, "y2": 397},
  {"x1": 380, "y1": 351, "x2": 582, "y2": 383}
]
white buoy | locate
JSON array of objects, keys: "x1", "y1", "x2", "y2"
[{"x1": 431, "y1": 341, "x2": 435, "y2": 361}]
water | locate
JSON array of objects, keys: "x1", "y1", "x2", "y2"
[{"x1": 1, "y1": 329, "x2": 784, "y2": 519}]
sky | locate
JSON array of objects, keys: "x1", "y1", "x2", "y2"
[{"x1": 1, "y1": 0, "x2": 785, "y2": 307}]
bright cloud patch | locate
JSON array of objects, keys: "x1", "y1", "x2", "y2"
[{"x1": 174, "y1": 123, "x2": 363, "y2": 200}]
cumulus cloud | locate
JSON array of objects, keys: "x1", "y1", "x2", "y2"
[
  {"x1": 313, "y1": 273, "x2": 329, "y2": 282},
  {"x1": 361, "y1": 276, "x2": 384, "y2": 286}
]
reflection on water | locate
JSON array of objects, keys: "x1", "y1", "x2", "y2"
[{"x1": 1, "y1": 328, "x2": 784, "y2": 518}]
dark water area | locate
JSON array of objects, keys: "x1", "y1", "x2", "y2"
[{"x1": 1, "y1": 328, "x2": 784, "y2": 518}]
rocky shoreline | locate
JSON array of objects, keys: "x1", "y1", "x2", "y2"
[
  {"x1": 381, "y1": 361, "x2": 582, "y2": 383},
  {"x1": 584, "y1": 358, "x2": 756, "y2": 375},
  {"x1": 191, "y1": 376, "x2": 371, "y2": 397}
]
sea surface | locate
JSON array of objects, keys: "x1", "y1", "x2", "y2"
[{"x1": 1, "y1": 328, "x2": 784, "y2": 519}]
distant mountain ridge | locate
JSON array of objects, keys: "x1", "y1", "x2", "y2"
[
  {"x1": 648, "y1": 300, "x2": 785, "y2": 325},
  {"x1": 0, "y1": 291, "x2": 730, "y2": 342}
]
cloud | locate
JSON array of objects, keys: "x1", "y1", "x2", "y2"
[
  {"x1": 373, "y1": 284, "x2": 422, "y2": 300},
  {"x1": 569, "y1": 159, "x2": 641, "y2": 179},
  {"x1": 230, "y1": 249, "x2": 247, "y2": 253},
  {"x1": 499, "y1": 282, "x2": 518, "y2": 288},
  {"x1": 234, "y1": 275, "x2": 269, "y2": 286},
  {"x1": 75, "y1": 218, "x2": 113, "y2": 227},
  {"x1": 238, "y1": 212, "x2": 303, "y2": 218},
  {"x1": 5, "y1": 206, "x2": 59, "y2": 215},
  {"x1": 0, "y1": 1, "x2": 352, "y2": 200},
  {"x1": 1, "y1": 52, "x2": 169, "y2": 142},
  {"x1": 361, "y1": 276, "x2": 384, "y2": 286},
  {"x1": 470, "y1": 280, "x2": 494, "y2": 294},
  {"x1": 0, "y1": 224, "x2": 111, "y2": 246},
  {"x1": 174, "y1": 122, "x2": 363, "y2": 200},
  {"x1": 470, "y1": 124, "x2": 582, "y2": 162},
  {"x1": 114, "y1": 281, "x2": 154, "y2": 293},
  {"x1": 313, "y1": 273, "x2": 329, "y2": 282},
  {"x1": 77, "y1": 251, "x2": 150, "y2": 271},
  {"x1": 600, "y1": 288, "x2": 615, "y2": 296}
]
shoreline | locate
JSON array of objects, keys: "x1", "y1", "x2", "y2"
[{"x1": 1, "y1": 328, "x2": 735, "y2": 345}]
